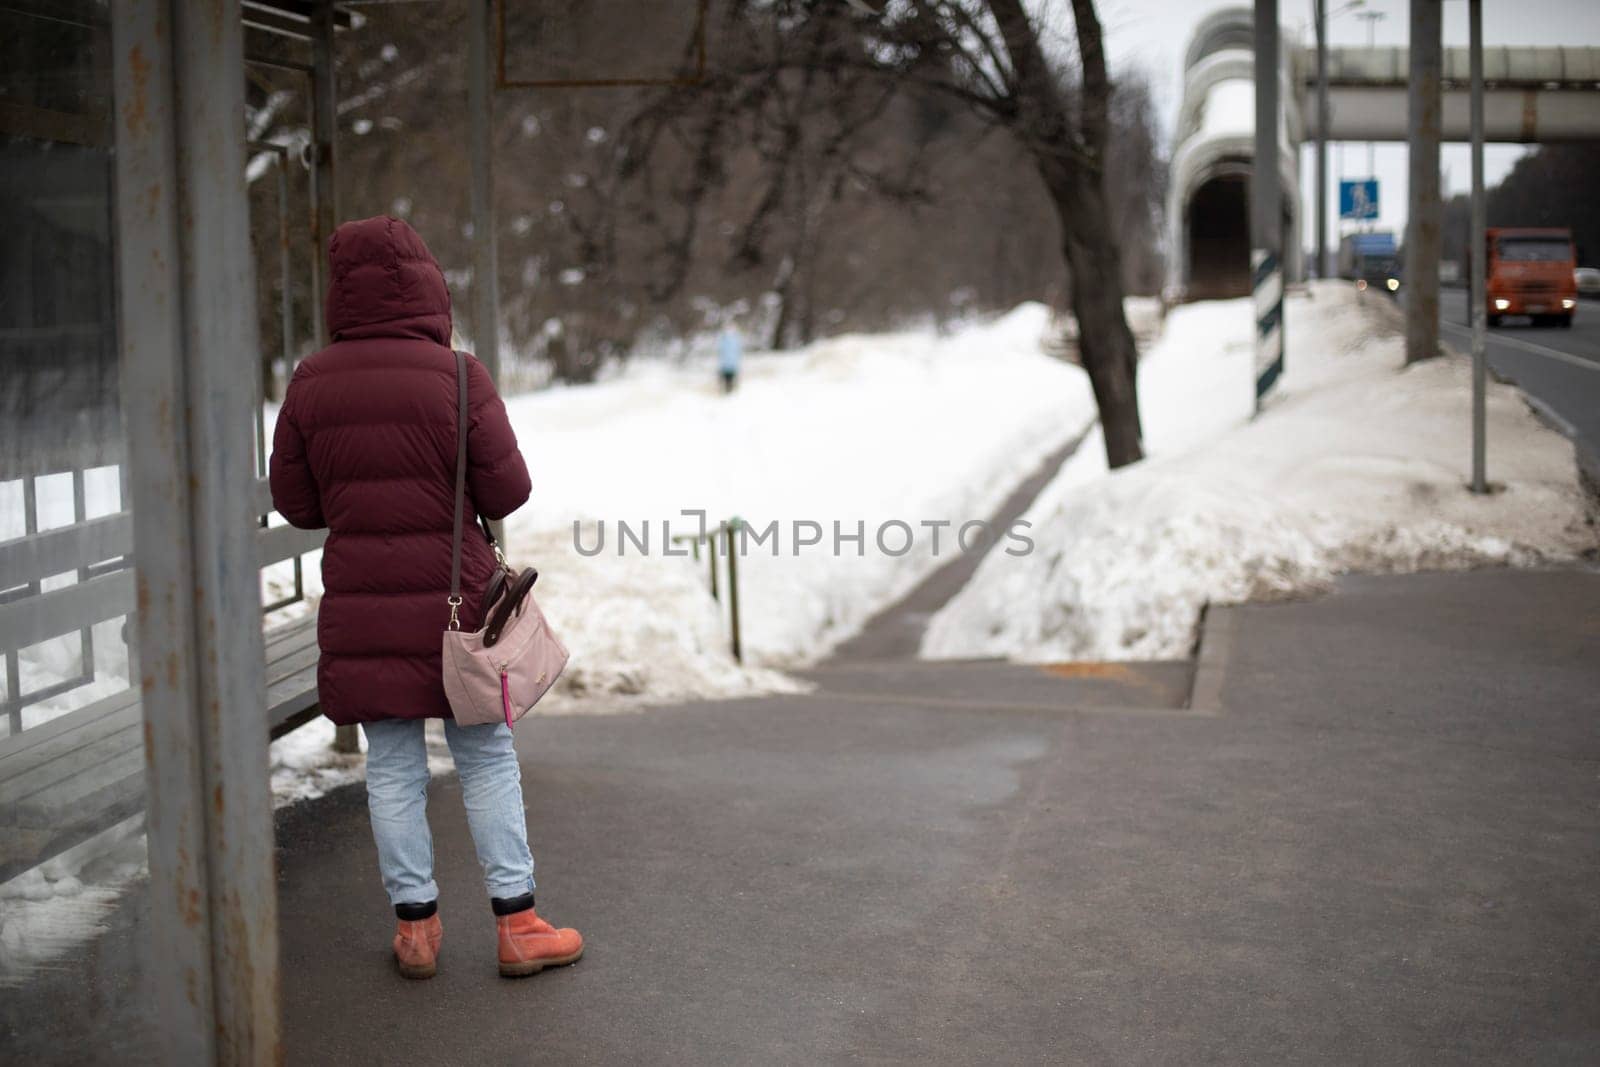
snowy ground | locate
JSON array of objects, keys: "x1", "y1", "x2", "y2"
[
  {"x1": 923, "y1": 282, "x2": 1598, "y2": 663},
  {"x1": 0, "y1": 817, "x2": 146, "y2": 988}
]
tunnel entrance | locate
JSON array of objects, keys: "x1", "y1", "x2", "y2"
[{"x1": 1186, "y1": 174, "x2": 1251, "y2": 301}]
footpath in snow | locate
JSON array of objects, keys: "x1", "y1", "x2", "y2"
[{"x1": 923, "y1": 282, "x2": 1597, "y2": 663}]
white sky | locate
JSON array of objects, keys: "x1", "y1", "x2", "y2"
[{"x1": 1090, "y1": 0, "x2": 1600, "y2": 251}]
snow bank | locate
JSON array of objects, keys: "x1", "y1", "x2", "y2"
[
  {"x1": 0, "y1": 816, "x2": 146, "y2": 988},
  {"x1": 268, "y1": 716, "x2": 466, "y2": 806},
  {"x1": 923, "y1": 283, "x2": 1597, "y2": 663}
]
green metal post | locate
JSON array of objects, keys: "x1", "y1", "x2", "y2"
[
  {"x1": 707, "y1": 528, "x2": 719, "y2": 603},
  {"x1": 726, "y1": 518, "x2": 742, "y2": 663}
]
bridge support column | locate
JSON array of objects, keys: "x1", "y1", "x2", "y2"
[
  {"x1": 1405, "y1": 0, "x2": 1443, "y2": 364},
  {"x1": 1314, "y1": 0, "x2": 1329, "y2": 279},
  {"x1": 1252, "y1": 0, "x2": 1284, "y2": 401}
]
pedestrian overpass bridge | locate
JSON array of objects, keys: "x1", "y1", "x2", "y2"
[{"x1": 1168, "y1": 7, "x2": 1600, "y2": 301}]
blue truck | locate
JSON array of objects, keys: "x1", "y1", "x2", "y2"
[{"x1": 1338, "y1": 231, "x2": 1401, "y2": 293}]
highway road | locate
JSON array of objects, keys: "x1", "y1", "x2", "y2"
[{"x1": 1431, "y1": 289, "x2": 1600, "y2": 469}]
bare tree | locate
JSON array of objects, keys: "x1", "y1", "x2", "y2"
[
  {"x1": 293, "y1": 0, "x2": 1158, "y2": 419},
  {"x1": 610, "y1": 1, "x2": 931, "y2": 348},
  {"x1": 843, "y1": 0, "x2": 1145, "y2": 465}
]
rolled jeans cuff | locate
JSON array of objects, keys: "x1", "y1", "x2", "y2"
[
  {"x1": 487, "y1": 874, "x2": 536, "y2": 899},
  {"x1": 388, "y1": 879, "x2": 440, "y2": 908}
]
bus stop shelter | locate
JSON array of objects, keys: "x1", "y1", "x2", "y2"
[{"x1": 0, "y1": 1, "x2": 505, "y2": 1059}]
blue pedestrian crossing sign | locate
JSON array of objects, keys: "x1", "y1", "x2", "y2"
[{"x1": 1340, "y1": 179, "x2": 1379, "y2": 220}]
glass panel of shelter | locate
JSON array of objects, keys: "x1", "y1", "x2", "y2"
[{"x1": 0, "y1": 3, "x2": 159, "y2": 1057}]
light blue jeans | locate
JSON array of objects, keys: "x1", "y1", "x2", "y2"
[{"x1": 361, "y1": 718, "x2": 536, "y2": 907}]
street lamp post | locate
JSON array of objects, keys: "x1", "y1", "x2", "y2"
[{"x1": 1469, "y1": 0, "x2": 1488, "y2": 492}]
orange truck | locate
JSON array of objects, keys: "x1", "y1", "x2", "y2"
[{"x1": 1486, "y1": 227, "x2": 1577, "y2": 328}]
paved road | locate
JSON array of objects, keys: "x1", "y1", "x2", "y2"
[{"x1": 1432, "y1": 288, "x2": 1600, "y2": 468}]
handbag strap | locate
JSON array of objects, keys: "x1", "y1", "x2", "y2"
[
  {"x1": 447, "y1": 351, "x2": 509, "y2": 631},
  {"x1": 447, "y1": 351, "x2": 469, "y2": 629}
]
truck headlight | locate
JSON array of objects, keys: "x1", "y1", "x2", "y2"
[
  {"x1": 1562, "y1": 298, "x2": 1576, "y2": 309},
  {"x1": 1494, "y1": 299, "x2": 1510, "y2": 311},
  {"x1": 1386, "y1": 278, "x2": 1399, "y2": 291}
]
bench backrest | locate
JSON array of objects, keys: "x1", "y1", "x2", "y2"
[{"x1": 0, "y1": 464, "x2": 324, "y2": 744}]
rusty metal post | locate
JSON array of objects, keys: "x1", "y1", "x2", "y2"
[
  {"x1": 465, "y1": 0, "x2": 507, "y2": 549},
  {"x1": 310, "y1": 0, "x2": 359, "y2": 756},
  {"x1": 310, "y1": 0, "x2": 338, "y2": 350},
  {"x1": 466, "y1": 0, "x2": 501, "y2": 387},
  {"x1": 111, "y1": 0, "x2": 279, "y2": 1060}
]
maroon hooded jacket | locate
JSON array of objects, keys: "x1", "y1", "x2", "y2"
[{"x1": 270, "y1": 216, "x2": 530, "y2": 724}]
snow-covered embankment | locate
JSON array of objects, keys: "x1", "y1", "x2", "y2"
[{"x1": 923, "y1": 282, "x2": 1597, "y2": 663}]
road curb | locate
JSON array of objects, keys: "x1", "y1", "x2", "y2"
[
  {"x1": 1187, "y1": 602, "x2": 1237, "y2": 714},
  {"x1": 1518, "y1": 392, "x2": 1600, "y2": 518},
  {"x1": 1434, "y1": 317, "x2": 1600, "y2": 517}
]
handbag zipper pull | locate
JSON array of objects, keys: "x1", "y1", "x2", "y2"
[{"x1": 501, "y1": 669, "x2": 514, "y2": 730}]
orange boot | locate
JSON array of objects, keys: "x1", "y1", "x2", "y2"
[
  {"x1": 393, "y1": 904, "x2": 443, "y2": 979},
  {"x1": 494, "y1": 896, "x2": 583, "y2": 977}
]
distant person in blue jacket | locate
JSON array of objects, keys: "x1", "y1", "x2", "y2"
[{"x1": 717, "y1": 326, "x2": 743, "y2": 394}]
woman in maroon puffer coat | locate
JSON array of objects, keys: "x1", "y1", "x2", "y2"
[{"x1": 271, "y1": 216, "x2": 582, "y2": 980}]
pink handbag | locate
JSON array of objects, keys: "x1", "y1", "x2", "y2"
[{"x1": 441, "y1": 351, "x2": 568, "y2": 728}]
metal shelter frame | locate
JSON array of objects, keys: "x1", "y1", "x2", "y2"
[
  {"x1": 100, "y1": 0, "x2": 501, "y2": 1058},
  {"x1": 110, "y1": 2, "x2": 277, "y2": 1058}
]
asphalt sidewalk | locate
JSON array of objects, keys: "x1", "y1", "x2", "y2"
[
  {"x1": 6, "y1": 568, "x2": 1597, "y2": 1064},
  {"x1": 267, "y1": 566, "x2": 1599, "y2": 1065}
]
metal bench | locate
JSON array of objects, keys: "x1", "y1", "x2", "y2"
[{"x1": 0, "y1": 471, "x2": 324, "y2": 881}]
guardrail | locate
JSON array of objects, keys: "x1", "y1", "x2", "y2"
[{"x1": 671, "y1": 516, "x2": 744, "y2": 663}]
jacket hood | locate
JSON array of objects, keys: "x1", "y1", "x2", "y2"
[{"x1": 326, "y1": 216, "x2": 453, "y2": 346}]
